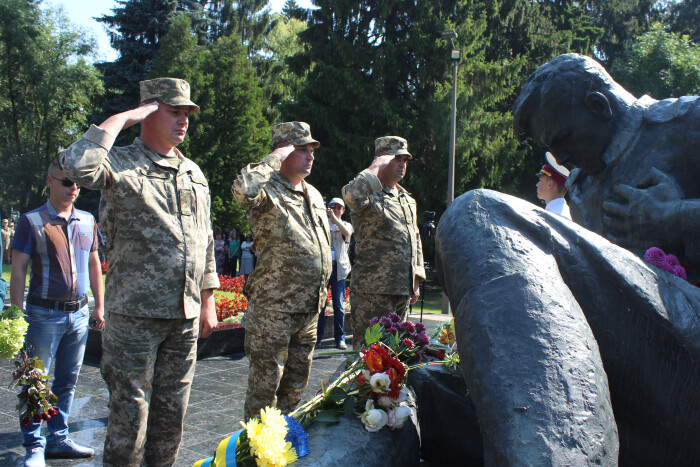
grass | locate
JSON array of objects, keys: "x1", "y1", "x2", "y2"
[{"x1": 416, "y1": 281, "x2": 448, "y2": 315}]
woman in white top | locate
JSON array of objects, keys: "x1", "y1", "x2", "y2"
[{"x1": 237, "y1": 234, "x2": 255, "y2": 278}]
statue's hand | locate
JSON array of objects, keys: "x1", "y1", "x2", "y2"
[{"x1": 601, "y1": 168, "x2": 683, "y2": 249}]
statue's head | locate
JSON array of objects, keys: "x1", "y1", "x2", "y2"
[{"x1": 513, "y1": 54, "x2": 637, "y2": 174}]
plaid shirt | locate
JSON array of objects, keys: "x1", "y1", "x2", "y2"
[{"x1": 11, "y1": 201, "x2": 98, "y2": 301}]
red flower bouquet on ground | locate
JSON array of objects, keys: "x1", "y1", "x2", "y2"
[{"x1": 290, "y1": 312, "x2": 455, "y2": 433}]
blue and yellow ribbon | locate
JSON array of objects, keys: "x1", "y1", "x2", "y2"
[{"x1": 193, "y1": 430, "x2": 242, "y2": 467}]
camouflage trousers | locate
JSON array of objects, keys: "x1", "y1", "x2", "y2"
[
  {"x1": 101, "y1": 312, "x2": 198, "y2": 466},
  {"x1": 350, "y1": 291, "x2": 410, "y2": 349},
  {"x1": 243, "y1": 310, "x2": 318, "y2": 421}
]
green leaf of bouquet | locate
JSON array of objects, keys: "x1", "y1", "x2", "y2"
[
  {"x1": 1, "y1": 305, "x2": 25, "y2": 320},
  {"x1": 326, "y1": 387, "x2": 347, "y2": 404},
  {"x1": 365, "y1": 323, "x2": 382, "y2": 345},
  {"x1": 34, "y1": 361, "x2": 45, "y2": 372},
  {"x1": 315, "y1": 409, "x2": 341, "y2": 423},
  {"x1": 389, "y1": 333, "x2": 399, "y2": 348},
  {"x1": 343, "y1": 395, "x2": 357, "y2": 416}
]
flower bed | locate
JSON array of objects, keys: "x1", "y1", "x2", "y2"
[{"x1": 215, "y1": 275, "x2": 247, "y2": 329}]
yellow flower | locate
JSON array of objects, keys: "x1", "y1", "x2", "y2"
[{"x1": 241, "y1": 407, "x2": 299, "y2": 466}]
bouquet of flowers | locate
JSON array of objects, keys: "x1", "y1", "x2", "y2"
[
  {"x1": 194, "y1": 313, "x2": 458, "y2": 466},
  {"x1": 425, "y1": 318, "x2": 458, "y2": 360},
  {"x1": 1, "y1": 305, "x2": 59, "y2": 426},
  {"x1": 0, "y1": 305, "x2": 28, "y2": 359},
  {"x1": 13, "y1": 349, "x2": 59, "y2": 427},
  {"x1": 194, "y1": 407, "x2": 309, "y2": 467},
  {"x1": 289, "y1": 312, "x2": 431, "y2": 432}
]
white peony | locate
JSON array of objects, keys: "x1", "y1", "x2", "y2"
[
  {"x1": 369, "y1": 372, "x2": 391, "y2": 393},
  {"x1": 361, "y1": 406, "x2": 389, "y2": 432},
  {"x1": 386, "y1": 404, "x2": 412, "y2": 430}
]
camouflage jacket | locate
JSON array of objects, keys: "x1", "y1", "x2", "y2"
[
  {"x1": 232, "y1": 154, "x2": 332, "y2": 314},
  {"x1": 343, "y1": 169, "x2": 425, "y2": 295},
  {"x1": 60, "y1": 125, "x2": 219, "y2": 319}
]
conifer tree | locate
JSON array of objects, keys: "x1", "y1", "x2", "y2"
[
  {"x1": 286, "y1": 1, "x2": 531, "y2": 215},
  {"x1": 149, "y1": 14, "x2": 269, "y2": 228},
  {"x1": 96, "y1": 0, "x2": 179, "y2": 128}
]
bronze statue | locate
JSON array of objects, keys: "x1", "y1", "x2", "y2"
[
  {"x1": 436, "y1": 54, "x2": 700, "y2": 465},
  {"x1": 514, "y1": 53, "x2": 700, "y2": 274}
]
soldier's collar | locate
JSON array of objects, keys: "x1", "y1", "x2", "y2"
[
  {"x1": 273, "y1": 171, "x2": 305, "y2": 192},
  {"x1": 134, "y1": 138, "x2": 185, "y2": 170},
  {"x1": 381, "y1": 183, "x2": 409, "y2": 197}
]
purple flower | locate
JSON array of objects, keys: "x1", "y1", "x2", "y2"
[
  {"x1": 672, "y1": 264, "x2": 688, "y2": 280},
  {"x1": 380, "y1": 317, "x2": 391, "y2": 328},
  {"x1": 666, "y1": 254, "x2": 680, "y2": 267},
  {"x1": 644, "y1": 247, "x2": 667, "y2": 268},
  {"x1": 369, "y1": 317, "x2": 380, "y2": 327},
  {"x1": 414, "y1": 323, "x2": 425, "y2": 333},
  {"x1": 388, "y1": 313, "x2": 401, "y2": 323}
]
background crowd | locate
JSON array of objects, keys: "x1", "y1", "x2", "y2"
[{"x1": 214, "y1": 228, "x2": 254, "y2": 277}]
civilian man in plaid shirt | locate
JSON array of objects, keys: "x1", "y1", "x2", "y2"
[{"x1": 10, "y1": 160, "x2": 104, "y2": 467}]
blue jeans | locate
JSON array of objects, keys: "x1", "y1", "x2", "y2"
[
  {"x1": 317, "y1": 262, "x2": 346, "y2": 344},
  {"x1": 20, "y1": 303, "x2": 89, "y2": 449}
]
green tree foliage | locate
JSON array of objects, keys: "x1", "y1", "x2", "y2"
[
  {"x1": 285, "y1": 0, "x2": 601, "y2": 216},
  {"x1": 0, "y1": 0, "x2": 102, "y2": 215},
  {"x1": 256, "y1": 13, "x2": 310, "y2": 122},
  {"x1": 667, "y1": 0, "x2": 700, "y2": 44},
  {"x1": 205, "y1": 0, "x2": 274, "y2": 53},
  {"x1": 578, "y1": 0, "x2": 661, "y2": 66},
  {"x1": 149, "y1": 14, "x2": 269, "y2": 229},
  {"x1": 610, "y1": 23, "x2": 700, "y2": 99},
  {"x1": 96, "y1": 0, "x2": 179, "y2": 128}
]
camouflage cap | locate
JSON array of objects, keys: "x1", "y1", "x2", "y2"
[
  {"x1": 271, "y1": 122, "x2": 320, "y2": 148},
  {"x1": 140, "y1": 78, "x2": 200, "y2": 112},
  {"x1": 375, "y1": 136, "x2": 412, "y2": 158}
]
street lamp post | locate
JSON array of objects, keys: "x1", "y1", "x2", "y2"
[{"x1": 440, "y1": 30, "x2": 460, "y2": 314}]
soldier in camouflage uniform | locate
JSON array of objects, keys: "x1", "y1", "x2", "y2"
[
  {"x1": 342, "y1": 136, "x2": 426, "y2": 349},
  {"x1": 232, "y1": 122, "x2": 332, "y2": 421},
  {"x1": 60, "y1": 78, "x2": 220, "y2": 466}
]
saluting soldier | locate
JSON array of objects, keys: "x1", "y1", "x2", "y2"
[
  {"x1": 343, "y1": 136, "x2": 426, "y2": 349},
  {"x1": 60, "y1": 78, "x2": 219, "y2": 466},
  {"x1": 232, "y1": 122, "x2": 332, "y2": 421}
]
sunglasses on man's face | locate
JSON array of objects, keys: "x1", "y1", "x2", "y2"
[{"x1": 51, "y1": 176, "x2": 79, "y2": 188}]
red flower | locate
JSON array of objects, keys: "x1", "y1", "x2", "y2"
[{"x1": 362, "y1": 344, "x2": 392, "y2": 373}]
